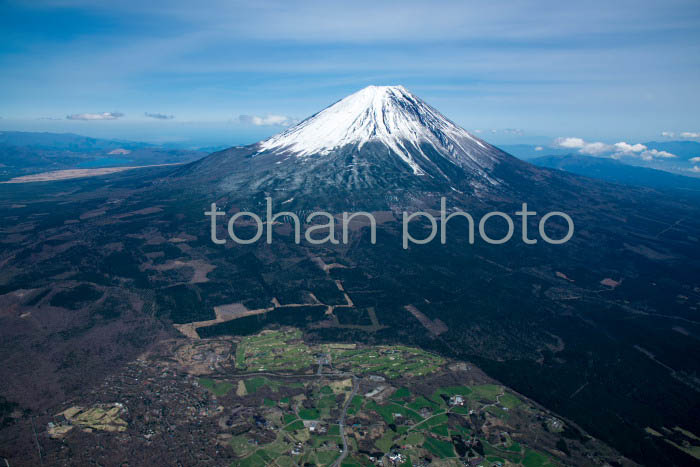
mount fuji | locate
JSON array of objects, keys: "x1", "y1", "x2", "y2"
[
  {"x1": 257, "y1": 85, "x2": 502, "y2": 179},
  {"x1": 178, "y1": 85, "x2": 542, "y2": 207}
]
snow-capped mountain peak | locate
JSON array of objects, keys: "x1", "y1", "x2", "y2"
[{"x1": 256, "y1": 85, "x2": 505, "y2": 178}]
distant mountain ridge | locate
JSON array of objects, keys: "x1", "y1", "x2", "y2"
[
  {"x1": 531, "y1": 154, "x2": 700, "y2": 191},
  {"x1": 502, "y1": 141, "x2": 700, "y2": 162},
  {"x1": 0, "y1": 131, "x2": 151, "y2": 151},
  {"x1": 0, "y1": 131, "x2": 205, "y2": 181}
]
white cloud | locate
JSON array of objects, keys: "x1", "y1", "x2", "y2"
[
  {"x1": 660, "y1": 131, "x2": 700, "y2": 139},
  {"x1": 239, "y1": 114, "x2": 297, "y2": 126},
  {"x1": 691, "y1": 166, "x2": 700, "y2": 173},
  {"x1": 488, "y1": 128, "x2": 523, "y2": 136},
  {"x1": 655, "y1": 150, "x2": 676, "y2": 158},
  {"x1": 66, "y1": 112, "x2": 124, "y2": 120},
  {"x1": 534, "y1": 146, "x2": 543, "y2": 151},
  {"x1": 555, "y1": 136, "x2": 678, "y2": 160},
  {"x1": 579, "y1": 142, "x2": 612, "y2": 155},
  {"x1": 554, "y1": 137, "x2": 585, "y2": 148},
  {"x1": 615, "y1": 148, "x2": 676, "y2": 161},
  {"x1": 690, "y1": 156, "x2": 700, "y2": 163},
  {"x1": 555, "y1": 137, "x2": 611, "y2": 154},
  {"x1": 613, "y1": 142, "x2": 646, "y2": 153},
  {"x1": 145, "y1": 112, "x2": 174, "y2": 120}
]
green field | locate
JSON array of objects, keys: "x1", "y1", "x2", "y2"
[
  {"x1": 429, "y1": 424, "x2": 449, "y2": 436},
  {"x1": 423, "y1": 437, "x2": 454, "y2": 458},
  {"x1": 284, "y1": 420, "x2": 305, "y2": 432},
  {"x1": 198, "y1": 377, "x2": 233, "y2": 396},
  {"x1": 230, "y1": 435, "x2": 257, "y2": 457},
  {"x1": 391, "y1": 387, "x2": 411, "y2": 400},
  {"x1": 500, "y1": 392, "x2": 522, "y2": 409},
  {"x1": 468, "y1": 384, "x2": 502, "y2": 402},
  {"x1": 329, "y1": 346, "x2": 444, "y2": 379},
  {"x1": 236, "y1": 329, "x2": 314, "y2": 371},
  {"x1": 407, "y1": 395, "x2": 439, "y2": 413},
  {"x1": 298, "y1": 408, "x2": 320, "y2": 420},
  {"x1": 375, "y1": 431, "x2": 395, "y2": 452},
  {"x1": 243, "y1": 377, "x2": 281, "y2": 394},
  {"x1": 223, "y1": 329, "x2": 575, "y2": 467},
  {"x1": 523, "y1": 449, "x2": 557, "y2": 467},
  {"x1": 366, "y1": 400, "x2": 423, "y2": 424}
]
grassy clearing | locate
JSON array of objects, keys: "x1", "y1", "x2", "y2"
[
  {"x1": 404, "y1": 432, "x2": 425, "y2": 446},
  {"x1": 391, "y1": 387, "x2": 411, "y2": 401},
  {"x1": 423, "y1": 437, "x2": 454, "y2": 458},
  {"x1": 199, "y1": 377, "x2": 233, "y2": 396},
  {"x1": 375, "y1": 431, "x2": 396, "y2": 452},
  {"x1": 429, "y1": 424, "x2": 449, "y2": 436},
  {"x1": 486, "y1": 405, "x2": 509, "y2": 419},
  {"x1": 230, "y1": 435, "x2": 257, "y2": 457},
  {"x1": 500, "y1": 392, "x2": 522, "y2": 409},
  {"x1": 298, "y1": 408, "x2": 320, "y2": 420},
  {"x1": 522, "y1": 449, "x2": 557, "y2": 467},
  {"x1": 284, "y1": 420, "x2": 305, "y2": 432},
  {"x1": 483, "y1": 441, "x2": 523, "y2": 463},
  {"x1": 435, "y1": 385, "x2": 472, "y2": 397},
  {"x1": 347, "y1": 395, "x2": 363, "y2": 415},
  {"x1": 315, "y1": 450, "x2": 340, "y2": 465},
  {"x1": 366, "y1": 400, "x2": 423, "y2": 424},
  {"x1": 468, "y1": 384, "x2": 502, "y2": 402},
  {"x1": 407, "y1": 396, "x2": 439, "y2": 413},
  {"x1": 244, "y1": 377, "x2": 280, "y2": 394}
]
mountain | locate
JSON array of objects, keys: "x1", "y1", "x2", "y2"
[
  {"x1": 532, "y1": 153, "x2": 700, "y2": 191},
  {"x1": 257, "y1": 85, "x2": 504, "y2": 178},
  {"x1": 179, "y1": 85, "x2": 545, "y2": 207},
  {"x1": 1, "y1": 86, "x2": 700, "y2": 466}
]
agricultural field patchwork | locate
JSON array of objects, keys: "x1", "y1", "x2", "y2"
[{"x1": 31, "y1": 328, "x2": 633, "y2": 466}]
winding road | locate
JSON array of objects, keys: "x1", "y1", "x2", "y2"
[{"x1": 333, "y1": 375, "x2": 359, "y2": 467}]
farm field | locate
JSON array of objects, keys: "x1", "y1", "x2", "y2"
[{"x1": 27, "y1": 328, "x2": 637, "y2": 466}]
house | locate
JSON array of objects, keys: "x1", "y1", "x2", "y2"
[{"x1": 449, "y1": 395, "x2": 465, "y2": 406}]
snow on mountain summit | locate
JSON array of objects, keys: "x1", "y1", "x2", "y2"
[{"x1": 256, "y1": 85, "x2": 504, "y2": 177}]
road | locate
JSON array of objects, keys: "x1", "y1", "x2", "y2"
[{"x1": 333, "y1": 375, "x2": 359, "y2": 467}]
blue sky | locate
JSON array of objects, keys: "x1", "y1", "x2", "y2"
[{"x1": 1, "y1": 0, "x2": 699, "y2": 147}]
